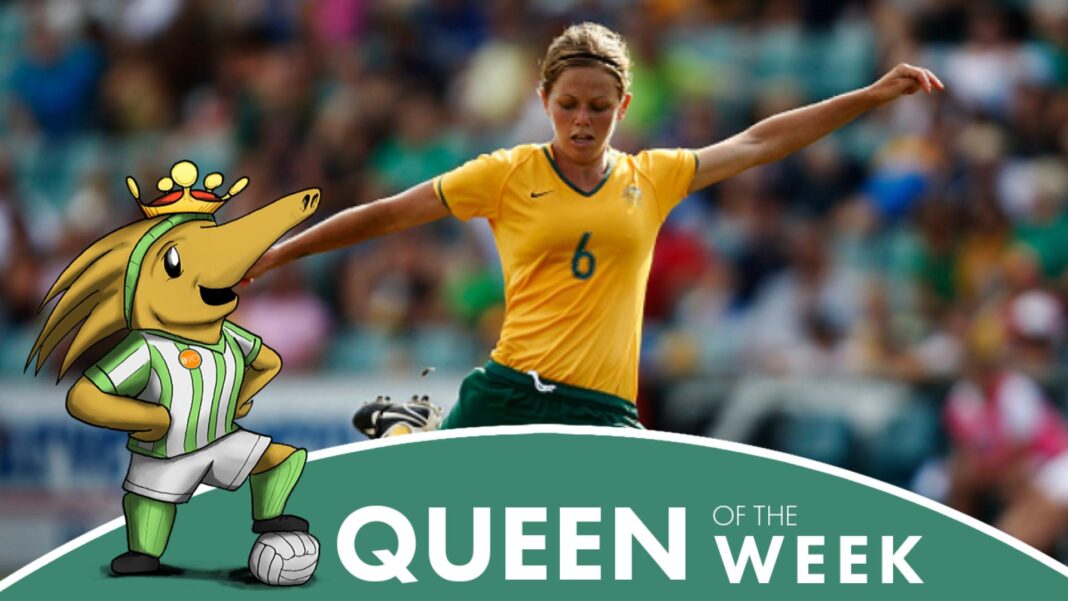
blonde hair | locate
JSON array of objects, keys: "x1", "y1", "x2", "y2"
[
  {"x1": 540, "y1": 22, "x2": 631, "y2": 98},
  {"x1": 28, "y1": 219, "x2": 157, "y2": 379}
]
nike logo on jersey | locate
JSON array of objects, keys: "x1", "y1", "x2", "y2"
[{"x1": 530, "y1": 190, "x2": 553, "y2": 198}]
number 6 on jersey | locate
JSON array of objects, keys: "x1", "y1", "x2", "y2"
[{"x1": 572, "y1": 232, "x2": 595, "y2": 280}]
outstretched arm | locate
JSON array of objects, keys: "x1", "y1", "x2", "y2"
[
  {"x1": 246, "y1": 181, "x2": 448, "y2": 280},
  {"x1": 688, "y1": 63, "x2": 944, "y2": 192}
]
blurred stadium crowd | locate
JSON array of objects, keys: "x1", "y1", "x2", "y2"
[{"x1": 2, "y1": 0, "x2": 1068, "y2": 560}]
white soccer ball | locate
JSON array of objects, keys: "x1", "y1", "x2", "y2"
[{"x1": 248, "y1": 531, "x2": 320, "y2": 586}]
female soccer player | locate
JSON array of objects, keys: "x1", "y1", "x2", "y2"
[{"x1": 247, "y1": 22, "x2": 943, "y2": 430}]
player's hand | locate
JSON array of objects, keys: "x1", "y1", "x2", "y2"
[
  {"x1": 867, "y1": 63, "x2": 944, "y2": 104},
  {"x1": 131, "y1": 406, "x2": 170, "y2": 441}
]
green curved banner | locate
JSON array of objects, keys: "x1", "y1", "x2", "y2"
[{"x1": 2, "y1": 427, "x2": 1065, "y2": 599}]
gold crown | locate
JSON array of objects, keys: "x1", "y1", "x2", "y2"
[{"x1": 126, "y1": 160, "x2": 249, "y2": 218}]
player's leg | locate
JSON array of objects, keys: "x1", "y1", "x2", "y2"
[
  {"x1": 111, "y1": 493, "x2": 176, "y2": 574},
  {"x1": 249, "y1": 442, "x2": 309, "y2": 532}
]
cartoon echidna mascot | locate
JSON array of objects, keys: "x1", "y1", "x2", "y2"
[{"x1": 27, "y1": 161, "x2": 321, "y2": 577}]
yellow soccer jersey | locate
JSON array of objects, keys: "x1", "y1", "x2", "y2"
[{"x1": 434, "y1": 143, "x2": 697, "y2": 402}]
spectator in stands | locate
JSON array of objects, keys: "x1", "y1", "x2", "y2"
[{"x1": 945, "y1": 292, "x2": 1068, "y2": 553}]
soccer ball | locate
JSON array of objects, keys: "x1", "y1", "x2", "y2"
[{"x1": 248, "y1": 531, "x2": 320, "y2": 586}]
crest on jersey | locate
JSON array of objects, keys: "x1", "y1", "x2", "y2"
[{"x1": 623, "y1": 183, "x2": 643, "y2": 207}]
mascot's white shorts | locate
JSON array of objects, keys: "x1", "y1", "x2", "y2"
[{"x1": 123, "y1": 429, "x2": 271, "y2": 503}]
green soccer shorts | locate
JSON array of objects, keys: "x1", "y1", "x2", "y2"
[{"x1": 440, "y1": 360, "x2": 643, "y2": 429}]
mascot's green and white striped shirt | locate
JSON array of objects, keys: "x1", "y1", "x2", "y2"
[{"x1": 84, "y1": 321, "x2": 262, "y2": 459}]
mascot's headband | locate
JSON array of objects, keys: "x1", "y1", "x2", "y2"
[{"x1": 123, "y1": 213, "x2": 215, "y2": 329}]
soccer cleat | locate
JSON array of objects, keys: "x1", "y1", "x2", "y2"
[
  {"x1": 252, "y1": 514, "x2": 310, "y2": 534},
  {"x1": 353, "y1": 395, "x2": 443, "y2": 438},
  {"x1": 111, "y1": 550, "x2": 161, "y2": 575}
]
